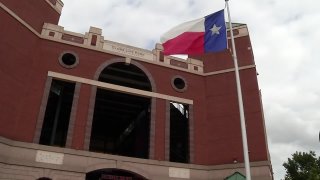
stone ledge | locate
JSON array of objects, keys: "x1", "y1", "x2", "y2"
[{"x1": 0, "y1": 136, "x2": 272, "y2": 171}]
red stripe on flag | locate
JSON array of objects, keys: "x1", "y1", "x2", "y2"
[{"x1": 162, "y1": 32, "x2": 204, "y2": 55}]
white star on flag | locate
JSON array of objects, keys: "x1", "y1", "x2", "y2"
[{"x1": 210, "y1": 24, "x2": 221, "y2": 35}]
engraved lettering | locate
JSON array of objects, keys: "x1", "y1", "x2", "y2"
[{"x1": 107, "y1": 44, "x2": 146, "y2": 58}]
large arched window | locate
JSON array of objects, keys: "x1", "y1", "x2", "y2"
[
  {"x1": 98, "y1": 62, "x2": 152, "y2": 91},
  {"x1": 89, "y1": 62, "x2": 152, "y2": 159}
]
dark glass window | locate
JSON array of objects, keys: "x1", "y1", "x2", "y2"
[
  {"x1": 39, "y1": 79, "x2": 75, "y2": 147},
  {"x1": 170, "y1": 102, "x2": 189, "y2": 163}
]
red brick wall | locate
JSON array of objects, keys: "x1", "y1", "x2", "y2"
[
  {"x1": 188, "y1": 34, "x2": 268, "y2": 165},
  {"x1": 71, "y1": 84, "x2": 91, "y2": 150},
  {"x1": 0, "y1": 8, "x2": 41, "y2": 141},
  {"x1": 0, "y1": 4, "x2": 268, "y2": 165},
  {"x1": 197, "y1": 69, "x2": 268, "y2": 165},
  {"x1": 1, "y1": 0, "x2": 60, "y2": 33},
  {"x1": 154, "y1": 99, "x2": 166, "y2": 161}
]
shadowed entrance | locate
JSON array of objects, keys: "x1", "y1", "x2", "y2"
[{"x1": 89, "y1": 62, "x2": 152, "y2": 159}]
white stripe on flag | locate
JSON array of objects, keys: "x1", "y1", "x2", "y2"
[{"x1": 160, "y1": 17, "x2": 205, "y2": 43}]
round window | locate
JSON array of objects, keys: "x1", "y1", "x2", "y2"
[
  {"x1": 171, "y1": 76, "x2": 187, "y2": 92},
  {"x1": 59, "y1": 51, "x2": 79, "y2": 68}
]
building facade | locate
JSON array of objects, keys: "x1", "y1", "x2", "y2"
[{"x1": 0, "y1": 0, "x2": 273, "y2": 179}]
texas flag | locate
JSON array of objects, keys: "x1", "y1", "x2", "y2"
[{"x1": 160, "y1": 10, "x2": 227, "y2": 55}]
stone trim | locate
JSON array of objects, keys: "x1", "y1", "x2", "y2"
[
  {"x1": 259, "y1": 90, "x2": 272, "y2": 163},
  {"x1": 93, "y1": 59, "x2": 157, "y2": 91},
  {"x1": 148, "y1": 97, "x2": 156, "y2": 159},
  {"x1": 83, "y1": 86, "x2": 97, "y2": 151},
  {"x1": 0, "y1": 136, "x2": 273, "y2": 179},
  {"x1": 103, "y1": 40, "x2": 154, "y2": 62},
  {"x1": 58, "y1": 51, "x2": 79, "y2": 69},
  {"x1": 165, "y1": 101, "x2": 170, "y2": 161},
  {"x1": 0, "y1": 162, "x2": 84, "y2": 180},
  {"x1": 0, "y1": 3, "x2": 41, "y2": 37},
  {"x1": 85, "y1": 162, "x2": 151, "y2": 179},
  {"x1": 171, "y1": 75, "x2": 188, "y2": 93},
  {"x1": 227, "y1": 25, "x2": 249, "y2": 39},
  {"x1": 44, "y1": 31, "x2": 255, "y2": 76},
  {"x1": 33, "y1": 77, "x2": 53, "y2": 143},
  {"x1": 170, "y1": 59, "x2": 188, "y2": 69},
  {"x1": 44, "y1": 0, "x2": 64, "y2": 14},
  {"x1": 43, "y1": 31, "x2": 256, "y2": 76},
  {"x1": 1, "y1": 3, "x2": 255, "y2": 77},
  {"x1": 61, "y1": 33, "x2": 84, "y2": 44},
  {"x1": 189, "y1": 105, "x2": 194, "y2": 163},
  {"x1": 48, "y1": 71, "x2": 192, "y2": 104},
  {"x1": 2, "y1": 135, "x2": 273, "y2": 169},
  {"x1": 203, "y1": 65, "x2": 256, "y2": 76}
]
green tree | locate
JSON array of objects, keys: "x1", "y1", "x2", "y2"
[{"x1": 283, "y1": 151, "x2": 320, "y2": 180}]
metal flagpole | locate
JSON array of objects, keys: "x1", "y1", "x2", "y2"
[{"x1": 225, "y1": 0, "x2": 252, "y2": 179}]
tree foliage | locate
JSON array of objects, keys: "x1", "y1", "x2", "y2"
[{"x1": 283, "y1": 151, "x2": 320, "y2": 180}]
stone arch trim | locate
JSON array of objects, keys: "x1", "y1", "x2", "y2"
[
  {"x1": 85, "y1": 163, "x2": 116, "y2": 172},
  {"x1": 93, "y1": 58, "x2": 156, "y2": 91},
  {"x1": 84, "y1": 58, "x2": 157, "y2": 159},
  {"x1": 85, "y1": 163, "x2": 151, "y2": 180}
]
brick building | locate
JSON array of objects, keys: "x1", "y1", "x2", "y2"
[{"x1": 0, "y1": 0, "x2": 272, "y2": 179}]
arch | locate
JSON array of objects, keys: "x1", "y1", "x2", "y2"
[
  {"x1": 84, "y1": 58, "x2": 156, "y2": 159},
  {"x1": 86, "y1": 168, "x2": 149, "y2": 180},
  {"x1": 98, "y1": 61, "x2": 152, "y2": 91},
  {"x1": 93, "y1": 58, "x2": 156, "y2": 91}
]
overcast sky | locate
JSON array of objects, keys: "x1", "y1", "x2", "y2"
[{"x1": 59, "y1": 0, "x2": 320, "y2": 179}]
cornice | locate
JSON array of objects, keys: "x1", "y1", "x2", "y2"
[{"x1": 1, "y1": 2, "x2": 256, "y2": 77}]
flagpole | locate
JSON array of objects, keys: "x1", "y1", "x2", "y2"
[{"x1": 225, "y1": 0, "x2": 252, "y2": 179}]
